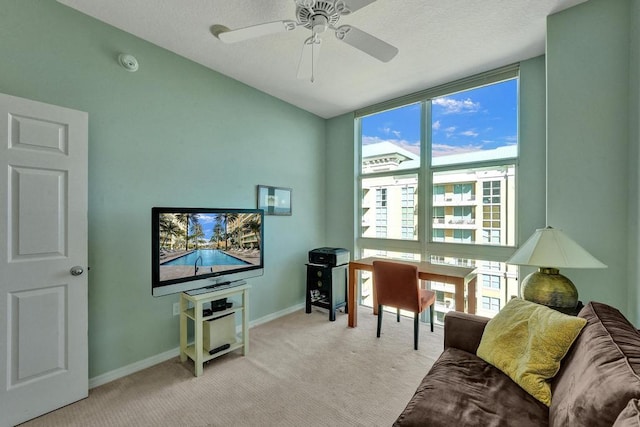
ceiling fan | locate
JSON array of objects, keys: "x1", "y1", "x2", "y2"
[{"x1": 212, "y1": 0, "x2": 399, "y2": 82}]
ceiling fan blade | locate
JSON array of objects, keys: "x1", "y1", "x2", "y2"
[
  {"x1": 295, "y1": 0, "x2": 316, "y2": 10},
  {"x1": 217, "y1": 20, "x2": 297, "y2": 43},
  {"x1": 297, "y1": 37, "x2": 322, "y2": 81},
  {"x1": 334, "y1": 0, "x2": 377, "y2": 15},
  {"x1": 334, "y1": 25, "x2": 398, "y2": 62}
]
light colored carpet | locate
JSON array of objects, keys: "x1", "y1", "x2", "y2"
[{"x1": 22, "y1": 307, "x2": 444, "y2": 427}]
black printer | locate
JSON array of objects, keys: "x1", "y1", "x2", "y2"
[{"x1": 308, "y1": 247, "x2": 350, "y2": 266}]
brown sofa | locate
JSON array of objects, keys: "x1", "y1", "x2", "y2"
[{"x1": 394, "y1": 301, "x2": 640, "y2": 426}]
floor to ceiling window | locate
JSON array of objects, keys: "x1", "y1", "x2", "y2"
[{"x1": 355, "y1": 65, "x2": 520, "y2": 320}]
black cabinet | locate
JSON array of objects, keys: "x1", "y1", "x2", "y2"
[{"x1": 305, "y1": 263, "x2": 348, "y2": 321}]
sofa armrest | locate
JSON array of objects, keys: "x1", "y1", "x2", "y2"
[{"x1": 444, "y1": 311, "x2": 491, "y2": 354}]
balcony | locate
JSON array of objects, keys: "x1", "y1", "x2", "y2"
[
  {"x1": 428, "y1": 282, "x2": 456, "y2": 294},
  {"x1": 432, "y1": 197, "x2": 477, "y2": 207},
  {"x1": 441, "y1": 218, "x2": 476, "y2": 229},
  {"x1": 434, "y1": 300, "x2": 455, "y2": 313},
  {"x1": 449, "y1": 218, "x2": 475, "y2": 225}
]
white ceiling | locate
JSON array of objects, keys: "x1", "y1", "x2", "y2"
[{"x1": 57, "y1": 0, "x2": 587, "y2": 119}]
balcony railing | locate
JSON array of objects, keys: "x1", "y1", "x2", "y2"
[
  {"x1": 433, "y1": 196, "x2": 477, "y2": 206},
  {"x1": 449, "y1": 218, "x2": 475, "y2": 224}
]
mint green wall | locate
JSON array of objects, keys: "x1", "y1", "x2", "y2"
[
  {"x1": 518, "y1": 56, "x2": 547, "y2": 245},
  {"x1": 0, "y1": 1, "x2": 326, "y2": 378},
  {"x1": 547, "y1": 0, "x2": 634, "y2": 318},
  {"x1": 632, "y1": 0, "x2": 640, "y2": 323},
  {"x1": 325, "y1": 113, "x2": 356, "y2": 251}
]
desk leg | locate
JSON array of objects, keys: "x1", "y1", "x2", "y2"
[
  {"x1": 467, "y1": 276, "x2": 477, "y2": 314},
  {"x1": 372, "y1": 277, "x2": 378, "y2": 316},
  {"x1": 348, "y1": 264, "x2": 357, "y2": 327},
  {"x1": 454, "y1": 280, "x2": 464, "y2": 313}
]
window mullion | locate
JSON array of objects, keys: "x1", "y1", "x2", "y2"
[{"x1": 422, "y1": 99, "x2": 432, "y2": 260}]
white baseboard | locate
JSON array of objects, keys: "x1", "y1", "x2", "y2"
[
  {"x1": 249, "y1": 302, "x2": 305, "y2": 328},
  {"x1": 89, "y1": 347, "x2": 180, "y2": 389},
  {"x1": 88, "y1": 302, "x2": 306, "y2": 389}
]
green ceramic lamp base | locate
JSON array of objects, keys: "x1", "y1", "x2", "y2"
[{"x1": 521, "y1": 267, "x2": 578, "y2": 311}]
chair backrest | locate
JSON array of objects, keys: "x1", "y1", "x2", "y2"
[{"x1": 372, "y1": 260, "x2": 421, "y2": 312}]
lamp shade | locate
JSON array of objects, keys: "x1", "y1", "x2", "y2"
[{"x1": 507, "y1": 226, "x2": 607, "y2": 269}]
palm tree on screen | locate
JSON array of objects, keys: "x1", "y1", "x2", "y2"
[
  {"x1": 211, "y1": 223, "x2": 224, "y2": 248},
  {"x1": 159, "y1": 215, "x2": 180, "y2": 249},
  {"x1": 186, "y1": 214, "x2": 200, "y2": 250},
  {"x1": 192, "y1": 223, "x2": 204, "y2": 249},
  {"x1": 175, "y1": 213, "x2": 190, "y2": 250},
  {"x1": 214, "y1": 213, "x2": 238, "y2": 250},
  {"x1": 244, "y1": 216, "x2": 261, "y2": 250}
]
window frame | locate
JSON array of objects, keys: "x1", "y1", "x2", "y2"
[
  {"x1": 482, "y1": 296, "x2": 501, "y2": 312},
  {"x1": 356, "y1": 65, "x2": 520, "y2": 264}
]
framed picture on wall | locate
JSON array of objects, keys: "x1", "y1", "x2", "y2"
[{"x1": 257, "y1": 185, "x2": 292, "y2": 216}]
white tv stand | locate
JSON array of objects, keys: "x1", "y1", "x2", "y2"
[{"x1": 179, "y1": 281, "x2": 250, "y2": 377}]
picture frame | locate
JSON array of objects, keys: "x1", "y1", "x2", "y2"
[{"x1": 257, "y1": 185, "x2": 292, "y2": 216}]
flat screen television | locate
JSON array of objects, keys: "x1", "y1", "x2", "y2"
[{"x1": 151, "y1": 207, "x2": 264, "y2": 296}]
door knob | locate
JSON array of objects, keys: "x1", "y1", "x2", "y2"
[{"x1": 70, "y1": 266, "x2": 84, "y2": 276}]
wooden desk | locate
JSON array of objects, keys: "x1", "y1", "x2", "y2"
[{"x1": 347, "y1": 257, "x2": 477, "y2": 327}]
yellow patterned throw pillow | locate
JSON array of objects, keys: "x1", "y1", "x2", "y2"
[{"x1": 476, "y1": 298, "x2": 587, "y2": 406}]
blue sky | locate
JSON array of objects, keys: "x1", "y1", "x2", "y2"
[{"x1": 361, "y1": 79, "x2": 518, "y2": 157}]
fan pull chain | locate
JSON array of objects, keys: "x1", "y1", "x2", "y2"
[
  {"x1": 309, "y1": 32, "x2": 320, "y2": 83},
  {"x1": 311, "y1": 35, "x2": 315, "y2": 83}
]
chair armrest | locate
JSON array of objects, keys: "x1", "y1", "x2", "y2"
[{"x1": 444, "y1": 311, "x2": 491, "y2": 354}]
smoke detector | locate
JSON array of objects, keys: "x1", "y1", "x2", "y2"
[{"x1": 118, "y1": 54, "x2": 139, "y2": 72}]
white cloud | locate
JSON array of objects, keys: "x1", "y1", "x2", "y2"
[
  {"x1": 460, "y1": 130, "x2": 479, "y2": 137},
  {"x1": 362, "y1": 135, "x2": 385, "y2": 145},
  {"x1": 444, "y1": 126, "x2": 456, "y2": 138},
  {"x1": 361, "y1": 135, "x2": 421, "y2": 156},
  {"x1": 432, "y1": 143, "x2": 483, "y2": 157},
  {"x1": 362, "y1": 135, "x2": 415, "y2": 147},
  {"x1": 433, "y1": 120, "x2": 441, "y2": 130},
  {"x1": 433, "y1": 97, "x2": 481, "y2": 114},
  {"x1": 504, "y1": 135, "x2": 518, "y2": 144},
  {"x1": 377, "y1": 125, "x2": 402, "y2": 139}
]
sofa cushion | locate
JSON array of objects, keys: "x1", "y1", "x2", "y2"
[
  {"x1": 444, "y1": 311, "x2": 490, "y2": 353},
  {"x1": 614, "y1": 400, "x2": 640, "y2": 426},
  {"x1": 394, "y1": 347, "x2": 548, "y2": 427},
  {"x1": 550, "y1": 302, "x2": 640, "y2": 427},
  {"x1": 476, "y1": 298, "x2": 586, "y2": 406}
]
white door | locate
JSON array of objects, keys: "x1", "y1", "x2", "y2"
[{"x1": 0, "y1": 93, "x2": 88, "y2": 427}]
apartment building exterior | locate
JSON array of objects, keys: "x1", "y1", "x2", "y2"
[{"x1": 360, "y1": 142, "x2": 519, "y2": 322}]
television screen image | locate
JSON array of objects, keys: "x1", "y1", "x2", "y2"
[{"x1": 151, "y1": 207, "x2": 264, "y2": 296}]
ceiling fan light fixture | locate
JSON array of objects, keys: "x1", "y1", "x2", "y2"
[{"x1": 311, "y1": 14, "x2": 328, "y2": 33}]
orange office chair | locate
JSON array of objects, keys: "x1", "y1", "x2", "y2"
[{"x1": 372, "y1": 260, "x2": 436, "y2": 350}]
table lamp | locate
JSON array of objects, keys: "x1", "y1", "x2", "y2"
[{"x1": 507, "y1": 226, "x2": 607, "y2": 313}]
